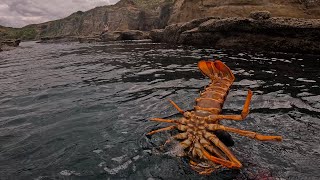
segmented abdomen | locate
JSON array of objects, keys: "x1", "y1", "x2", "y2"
[{"x1": 195, "y1": 79, "x2": 233, "y2": 115}]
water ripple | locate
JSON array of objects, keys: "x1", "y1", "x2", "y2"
[{"x1": 0, "y1": 41, "x2": 319, "y2": 179}]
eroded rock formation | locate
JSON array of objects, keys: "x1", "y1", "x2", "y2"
[{"x1": 151, "y1": 15, "x2": 320, "y2": 53}]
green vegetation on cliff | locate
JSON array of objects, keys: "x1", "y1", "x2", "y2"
[{"x1": 0, "y1": 26, "x2": 37, "y2": 41}]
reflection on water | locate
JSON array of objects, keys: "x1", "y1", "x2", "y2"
[{"x1": 0, "y1": 41, "x2": 319, "y2": 179}]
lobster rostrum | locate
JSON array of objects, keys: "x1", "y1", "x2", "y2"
[{"x1": 147, "y1": 60, "x2": 282, "y2": 174}]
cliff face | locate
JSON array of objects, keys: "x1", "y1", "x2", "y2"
[
  {"x1": 30, "y1": 0, "x2": 173, "y2": 38},
  {"x1": 150, "y1": 16, "x2": 320, "y2": 54},
  {"x1": 169, "y1": 0, "x2": 320, "y2": 24},
  {"x1": 2, "y1": 0, "x2": 320, "y2": 40}
]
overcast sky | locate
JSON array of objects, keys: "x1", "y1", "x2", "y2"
[{"x1": 0, "y1": 0, "x2": 120, "y2": 28}]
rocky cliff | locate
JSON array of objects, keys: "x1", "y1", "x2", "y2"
[
  {"x1": 169, "y1": 0, "x2": 320, "y2": 24},
  {"x1": 2, "y1": 0, "x2": 320, "y2": 41},
  {"x1": 33, "y1": 0, "x2": 320, "y2": 38},
  {"x1": 150, "y1": 15, "x2": 320, "y2": 54},
  {"x1": 29, "y1": 0, "x2": 173, "y2": 38}
]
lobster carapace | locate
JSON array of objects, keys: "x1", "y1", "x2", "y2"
[{"x1": 147, "y1": 60, "x2": 282, "y2": 174}]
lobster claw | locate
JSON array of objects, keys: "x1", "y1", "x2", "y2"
[{"x1": 198, "y1": 60, "x2": 235, "y2": 82}]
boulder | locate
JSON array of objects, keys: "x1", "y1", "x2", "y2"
[
  {"x1": 1, "y1": 39, "x2": 21, "y2": 47},
  {"x1": 100, "y1": 30, "x2": 149, "y2": 41},
  {"x1": 198, "y1": 17, "x2": 250, "y2": 32},
  {"x1": 150, "y1": 29, "x2": 164, "y2": 42},
  {"x1": 120, "y1": 30, "x2": 149, "y2": 40},
  {"x1": 249, "y1": 11, "x2": 271, "y2": 20},
  {"x1": 100, "y1": 31, "x2": 123, "y2": 41}
]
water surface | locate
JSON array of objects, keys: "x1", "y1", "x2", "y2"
[{"x1": 0, "y1": 41, "x2": 319, "y2": 179}]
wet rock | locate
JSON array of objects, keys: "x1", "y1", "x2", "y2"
[
  {"x1": 1, "y1": 39, "x2": 21, "y2": 47},
  {"x1": 120, "y1": 30, "x2": 149, "y2": 40},
  {"x1": 149, "y1": 29, "x2": 164, "y2": 42},
  {"x1": 78, "y1": 36, "x2": 101, "y2": 43},
  {"x1": 100, "y1": 30, "x2": 149, "y2": 41},
  {"x1": 0, "y1": 39, "x2": 21, "y2": 51},
  {"x1": 39, "y1": 36, "x2": 79, "y2": 43},
  {"x1": 37, "y1": 30, "x2": 149, "y2": 43},
  {"x1": 150, "y1": 16, "x2": 320, "y2": 54},
  {"x1": 100, "y1": 31, "x2": 123, "y2": 41},
  {"x1": 249, "y1": 11, "x2": 271, "y2": 20}
]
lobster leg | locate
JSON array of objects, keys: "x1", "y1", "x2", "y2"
[
  {"x1": 202, "y1": 132, "x2": 242, "y2": 168},
  {"x1": 161, "y1": 132, "x2": 189, "y2": 148},
  {"x1": 169, "y1": 99, "x2": 185, "y2": 114},
  {"x1": 210, "y1": 90, "x2": 253, "y2": 121},
  {"x1": 150, "y1": 118, "x2": 178, "y2": 124},
  {"x1": 199, "y1": 137, "x2": 226, "y2": 159},
  {"x1": 201, "y1": 148, "x2": 242, "y2": 169},
  {"x1": 147, "y1": 125, "x2": 176, "y2": 135},
  {"x1": 207, "y1": 124, "x2": 282, "y2": 141}
]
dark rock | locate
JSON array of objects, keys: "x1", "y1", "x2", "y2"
[
  {"x1": 100, "y1": 30, "x2": 149, "y2": 41},
  {"x1": 249, "y1": 11, "x2": 271, "y2": 20},
  {"x1": 149, "y1": 29, "x2": 164, "y2": 42},
  {"x1": 198, "y1": 17, "x2": 250, "y2": 32},
  {"x1": 0, "y1": 39, "x2": 21, "y2": 52},
  {"x1": 100, "y1": 31, "x2": 123, "y2": 41},
  {"x1": 120, "y1": 30, "x2": 149, "y2": 40},
  {"x1": 37, "y1": 30, "x2": 149, "y2": 43},
  {"x1": 1, "y1": 39, "x2": 21, "y2": 47},
  {"x1": 78, "y1": 36, "x2": 101, "y2": 43},
  {"x1": 150, "y1": 16, "x2": 320, "y2": 54},
  {"x1": 39, "y1": 36, "x2": 78, "y2": 43},
  {"x1": 162, "y1": 23, "x2": 183, "y2": 43}
]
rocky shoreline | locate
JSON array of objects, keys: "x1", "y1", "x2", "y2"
[
  {"x1": 0, "y1": 39, "x2": 21, "y2": 52},
  {"x1": 9, "y1": 12, "x2": 320, "y2": 55},
  {"x1": 38, "y1": 30, "x2": 150, "y2": 43},
  {"x1": 150, "y1": 13, "x2": 320, "y2": 54}
]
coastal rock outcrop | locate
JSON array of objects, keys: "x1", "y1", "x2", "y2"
[
  {"x1": 38, "y1": 30, "x2": 150, "y2": 43},
  {"x1": 151, "y1": 16, "x2": 320, "y2": 54},
  {"x1": 0, "y1": 39, "x2": 21, "y2": 51},
  {"x1": 100, "y1": 30, "x2": 149, "y2": 41}
]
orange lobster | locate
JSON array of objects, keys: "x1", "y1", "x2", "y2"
[{"x1": 147, "y1": 60, "x2": 282, "y2": 174}]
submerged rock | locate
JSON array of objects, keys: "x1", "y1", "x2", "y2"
[{"x1": 150, "y1": 16, "x2": 320, "y2": 54}]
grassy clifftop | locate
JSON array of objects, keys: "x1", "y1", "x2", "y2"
[{"x1": 0, "y1": 26, "x2": 37, "y2": 41}]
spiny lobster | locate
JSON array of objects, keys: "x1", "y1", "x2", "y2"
[{"x1": 147, "y1": 60, "x2": 282, "y2": 174}]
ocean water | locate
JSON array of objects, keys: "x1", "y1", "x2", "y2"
[{"x1": 0, "y1": 41, "x2": 319, "y2": 180}]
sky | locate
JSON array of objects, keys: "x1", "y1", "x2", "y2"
[{"x1": 0, "y1": 0, "x2": 120, "y2": 28}]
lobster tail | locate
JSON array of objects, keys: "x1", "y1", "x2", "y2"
[{"x1": 198, "y1": 60, "x2": 235, "y2": 82}]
